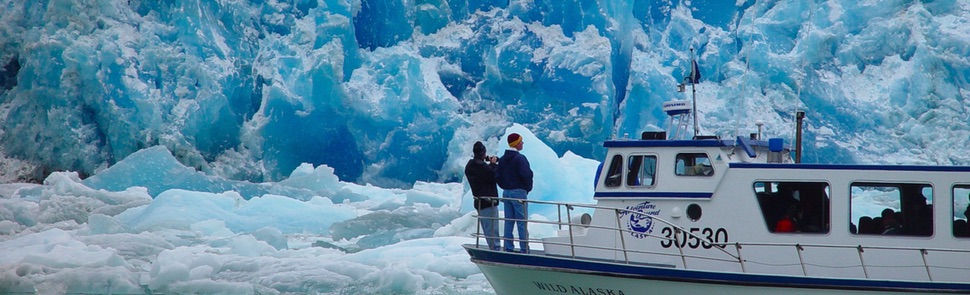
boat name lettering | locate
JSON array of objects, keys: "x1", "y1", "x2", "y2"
[
  {"x1": 660, "y1": 227, "x2": 729, "y2": 249},
  {"x1": 619, "y1": 201, "x2": 660, "y2": 239},
  {"x1": 532, "y1": 281, "x2": 625, "y2": 295}
]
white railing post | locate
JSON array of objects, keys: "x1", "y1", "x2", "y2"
[
  {"x1": 857, "y1": 245, "x2": 869, "y2": 279},
  {"x1": 614, "y1": 209, "x2": 629, "y2": 263},
  {"x1": 920, "y1": 249, "x2": 932, "y2": 281},
  {"x1": 735, "y1": 243, "x2": 746, "y2": 273},
  {"x1": 557, "y1": 205, "x2": 563, "y2": 231},
  {"x1": 676, "y1": 227, "x2": 687, "y2": 269},
  {"x1": 796, "y1": 244, "x2": 807, "y2": 276},
  {"x1": 474, "y1": 212, "x2": 481, "y2": 248},
  {"x1": 566, "y1": 205, "x2": 575, "y2": 258}
]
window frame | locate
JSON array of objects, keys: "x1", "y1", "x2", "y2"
[
  {"x1": 603, "y1": 154, "x2": 624, "y2": 188},
  {"x1": 674, "y1": 152, "x2": 714, "y2": 177},
  {"x1": 849, "y1": 182, "x2": 933, "y2": 237},
  {"x1": 625, "y1": 154, "x2": 658, "y2": 188},
  {"x1": 752, "y1": 181, "x2": 831, "y2": 234}
]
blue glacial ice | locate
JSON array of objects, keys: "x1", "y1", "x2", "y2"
[{"x1": 1, "y1": 0, "x2": 968, "y2": 186}]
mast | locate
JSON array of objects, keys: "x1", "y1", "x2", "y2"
[
  {"x1": 795, "y1": 111, "x2": 805, "y2": 163},
  {"x1": 690, "y1": 48, "x2": 698, "y2": 138},
  {"x1": 675, "y1": 47, "x2": 701, "y2": 139}
]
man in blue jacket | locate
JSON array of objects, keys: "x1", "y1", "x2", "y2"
[{"x1": 496, "y1": 133, "x2": 533, "y2": 253}]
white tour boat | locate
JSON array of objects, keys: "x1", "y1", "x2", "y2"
[{"x1": 464, "y1": 102, "x2": 970, "y2": 294}]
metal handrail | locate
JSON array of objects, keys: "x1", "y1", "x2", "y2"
[
  {"x1": 708, "y1": 241, "x2": 970, "y2": 281},
  {"x1": 472, "y1": 227, "x2": 741, "y2": 265},
  {"x1": 473, "y1": 197, "x2": 741, "y2": 261},
  {"x1": 470, "y1": 197, "x2": 970, "y2": 281}
]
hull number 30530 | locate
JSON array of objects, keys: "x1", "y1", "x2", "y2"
[{"x1": 659, "y1": 227, "x2": 728, "y2": 249}]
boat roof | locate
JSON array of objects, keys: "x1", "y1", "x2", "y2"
[
  {"x1": 604, "y1": 137, "x2": 791, "y2": 159},
  {"x1": 732, "y1": 162, "x2": 970, "y2": 172},
  {"x1": 604, "y1": 139, "x2": 735, "y2": 148},
  {"x1": 604, "y1": 138, "x2": 787, "y2": 148},
  {"x1": 603, "y1": 138, "x2": 970, "y2": 172}
]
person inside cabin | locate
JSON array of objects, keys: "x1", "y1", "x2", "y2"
[
  {"x1": 778, "y1": 188, "x2": 802, "y2": 225},
  {"x1": 871, "y1": 216, "x2": 884, "y2": 233},
  {"x1": 898, "y1": 185, "x2": 932, "y2": 236},
  {"x1": 762, "y1": 182, "x2": 798, "y2": 232},
  {"x1": 795, "y1": 186, "x2": 828, "y2": 233},
  {"x1": 627, "y1": 156, "x2": 644, "y2": 186},
  {"x1": 496, "y1": 133, "x2": 534, "y2": 253},
  {"x1": 684, "y1": 154, "x2": 713, "y2": 176},
  {"x1": 868, "y1": 216, "x2": 884, "y2": 234},
  {"x1": 881, "y1": 208, "x2": 903, "y2": 235},
  {"x1": 464, "y1": 141, "x2": 501, "y2": 251},
  {"x1": 955, "y1": 219, "x2": 969, "y2": 237},
  {"x1": 689, "y1": 163, "x2": 713, "y2": 176},
  {"x1": 964, "y1": 193, "x2": 970, "y2": 221},
  {"x1": 857, "y1": 216, "x2": 873, "y2": 234},
  {"x1": 775, "y1": 215, "x2": 796, "y2": 232},
  {"x1": 909, "y1": 195, "x2": 933, "y2": 236},
  {"x1": 958, "y1": 193, "x2": 970, "y2": 237}
]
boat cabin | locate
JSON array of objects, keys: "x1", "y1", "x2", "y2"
[
  {"x1": 595, "y1": 133, "x2": 792, "y2": 198},
  {"x1": 538, "y1": 134, "x2": 970, "y2": 283}
]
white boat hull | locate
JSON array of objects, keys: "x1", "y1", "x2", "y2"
[{"x1": 466, "y1": 246, "x2": 970, "y2": 295}]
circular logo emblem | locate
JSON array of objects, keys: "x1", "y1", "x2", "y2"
[{"x1": 622, "y1": 201, "x2": 661, "y2": 239}]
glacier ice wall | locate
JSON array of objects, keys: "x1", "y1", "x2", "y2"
[{"x1": 0, "y1": 0, "x2": 968, "y2": 186}]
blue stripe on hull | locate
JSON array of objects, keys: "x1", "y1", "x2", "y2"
[{"x1": 464, "y1": 245, "x2": 970, "y2": 293}]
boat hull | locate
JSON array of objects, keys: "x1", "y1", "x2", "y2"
[{"x1": 465, "y1": 245, "x2": 970, "y2": 295}]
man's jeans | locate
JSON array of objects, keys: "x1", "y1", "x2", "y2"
[
  {"x1": 502, "y1": 189, "x2": 528, "y2": 253},
  {"x1": 478, "y1": 205, "x2": 500, "y2": 250}
]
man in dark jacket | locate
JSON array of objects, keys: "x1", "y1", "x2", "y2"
[
  {"x1": 495, "y1": 133, "x2": 533, "y2": 253},
  {"x1": 465, "y1": 141, "x2": 500, "y2": 250}
]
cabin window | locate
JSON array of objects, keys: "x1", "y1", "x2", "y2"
[
  {"x1": 753, "y1": 181, "x2": 830, "y2": 234},
  {"x1": 626, "y1": 155, "x2": 657, "y2": 187},
  {"x1": 953, "y1": 186, "x2": 970, "y2": 237},
  {"x1": 604, "y1": 155, "x2": 623, "y2": 188},
  {"x1": 674, "y1": 153, "x2": 713, "y2": 176},
  {"x1": 850, "y1": 183, "x2": 932, "y2": 236}
]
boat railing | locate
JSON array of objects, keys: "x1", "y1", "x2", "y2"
[
  {"x1": 471, "y1": 197, "x2": 970, "y2": 281},
  {"x1": 472, "y1": 197, "x2": 742, "y2": 265},
  {"x1": 715, "y1": 241, "x2": 970, "y2": 281}
]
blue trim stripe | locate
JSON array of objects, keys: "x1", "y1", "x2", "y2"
[
  {"x1": 730, "y1": 163, "x2": 970, "y2": 173},
  {"x1": 464, "y1": 245, "x2": 970, "y2": 293},
  {"x1": 595, "y1": 192, "x2": 713, "y2": 199},
  {"x1": 604, "y1": 140, "x2": 728, "y2": 148}
]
